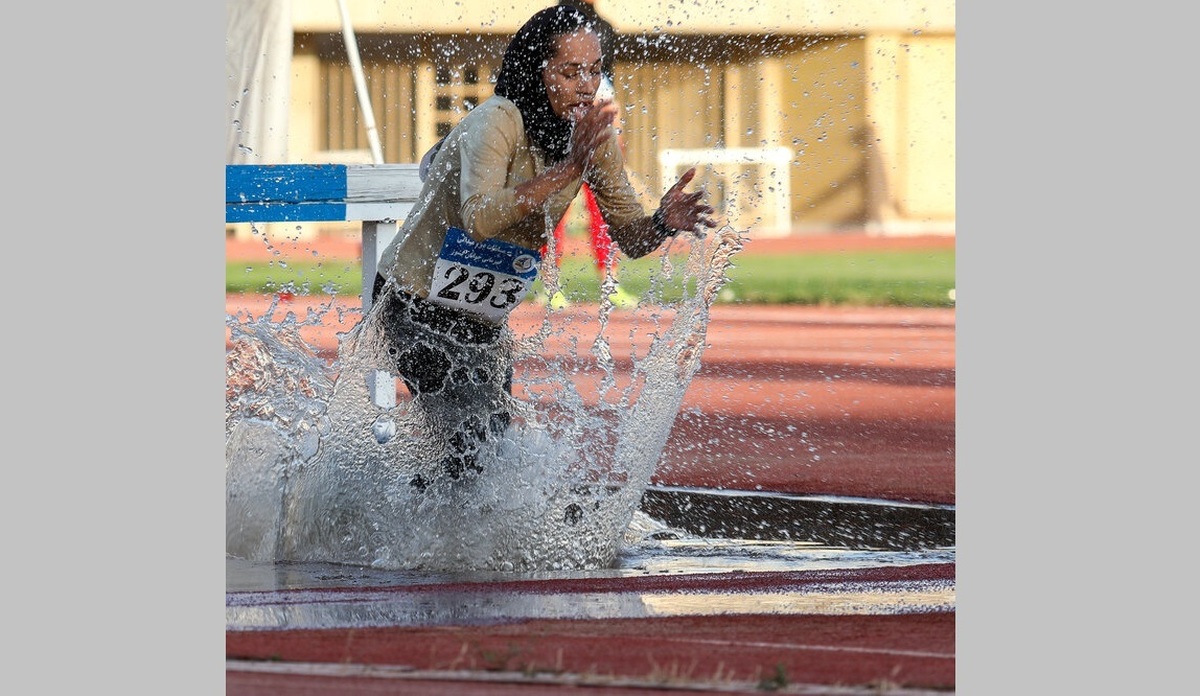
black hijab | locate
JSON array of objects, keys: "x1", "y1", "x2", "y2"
[
  {"x1": 493, "y1": 5, "x2": 594, "y2": 163},
  {"x1": 557, "y1": 0, "x2": 616, "y2": 81}
]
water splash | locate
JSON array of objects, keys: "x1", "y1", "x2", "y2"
[
  {"x1": 225, "y1": 298, "x2": 336, "y2": 561},
  {"x1": 227, "y1": 227, "x2": 746, "y2": 572}
]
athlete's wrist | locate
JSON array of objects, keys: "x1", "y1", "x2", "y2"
[
  {"x1": 560, "y1": 158, "x2": 586, "y2": 181},
  {"x1": 652, "y1": 208, "x2": 675, "y2": 241}
]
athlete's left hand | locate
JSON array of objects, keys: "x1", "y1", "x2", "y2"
[{"x1": 658, "y1": 168, "x2": 717, "y2": 236}]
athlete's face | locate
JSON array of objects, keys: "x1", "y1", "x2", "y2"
[{"x1": 542, "y1": 29, "x2": 603, "y2": 121}]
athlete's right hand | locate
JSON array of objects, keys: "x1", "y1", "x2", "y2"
[
  {"x1": 513, "y1": 101, "x2": 619, "y2": 216},
  {"x1": 568, "y1": 100, "x2": 618, "y2": 170}
]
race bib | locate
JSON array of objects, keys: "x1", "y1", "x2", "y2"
[{"x1": 429, "y1": 226, "x2": 541, "y2": 322}]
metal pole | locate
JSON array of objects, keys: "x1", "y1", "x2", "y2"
[{"x1": 336, "y1": 0, "x2": 384, "y2": 164}]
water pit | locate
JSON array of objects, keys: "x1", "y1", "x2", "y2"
[{"x1": 226, "y1": 486, "x2": 954, "y2": 631}]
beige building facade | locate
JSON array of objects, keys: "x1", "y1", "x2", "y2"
[{"x1": 231, "y1": 0, "x2": 954, "y2": 238}]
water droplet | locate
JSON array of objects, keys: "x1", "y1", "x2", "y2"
[{"x1": 372, "y1": 417, "x2": 397, "y2": 444}]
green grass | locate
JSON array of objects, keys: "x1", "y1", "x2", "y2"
[
  {"x1": 226, "y1": 257, "x2": 362, "y2": 297},
  {"x1": 721, "y1": 249, "x2": 955, "y2": 307},
  {"x1": 226, "y1": 248, "x2": 955, "y2": 308}
]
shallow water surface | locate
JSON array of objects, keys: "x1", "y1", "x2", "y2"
[{"x1": 227, "y1": 517, "x2": 954, "y2": 631}]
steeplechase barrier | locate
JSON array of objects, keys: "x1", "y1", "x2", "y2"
[{"x1": 226, "y1": 163, "x2": 424, "y2": 406}]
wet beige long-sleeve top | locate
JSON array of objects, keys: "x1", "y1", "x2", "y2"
[{"x1": 379, "y1": 95, "x2": 660, "y2": 319}]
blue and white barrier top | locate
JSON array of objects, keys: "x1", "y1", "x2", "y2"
[{"x1": 225, "y1": 163, "x2": 422, "y2": 223}]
